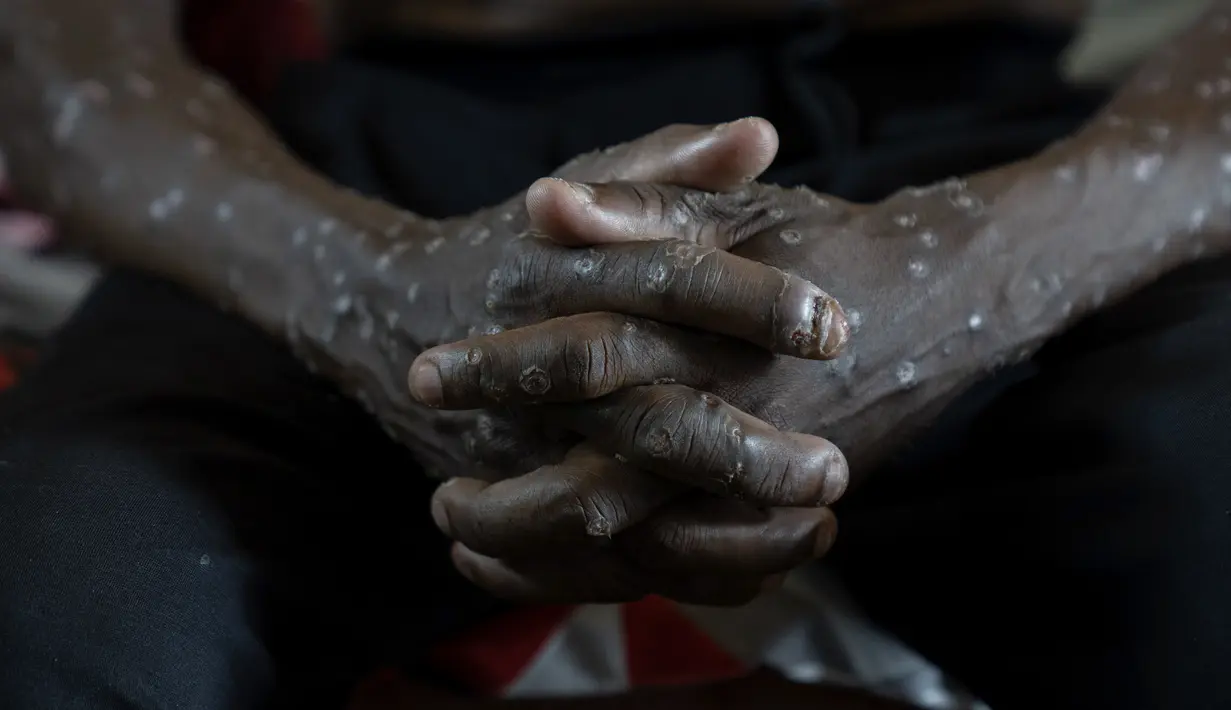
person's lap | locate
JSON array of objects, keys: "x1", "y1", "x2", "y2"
[
  {"x1": 0, "y1": 272, "x2": 498, "y2": 708},
  {"x1": 4, "y1": 250, "x2": 1229, "y2": 709},
  {"x1": 830, "y1": 255, "x2": 1231, "y2": 709}
]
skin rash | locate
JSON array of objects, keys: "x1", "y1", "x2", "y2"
[
  {"x1": 0, "y1": 0, "x2": 1229, "y2": 496},
  {"x1": 2, "y1": 1, "x2": 1228, "y2": 700}
]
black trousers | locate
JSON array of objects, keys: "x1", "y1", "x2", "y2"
[{"x1": 2, "y1": 19, "x2": 1228, "y2": 710}]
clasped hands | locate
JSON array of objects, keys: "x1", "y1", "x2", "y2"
[{"x1": 411, "y1": 118, "x2": 862, "y2": 605}]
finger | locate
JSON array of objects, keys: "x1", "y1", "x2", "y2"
[
  {"x1": 431, "y1": 444, "x2": 683, "y2": 559},
  {"x1": 410, "y1": 313, "x2": 758, "y2": 408},
  {"x1": 551, "y1": 117, "x2": 779, "y2": 193},
  {"x1": 451, "y1": 543, "x2": 780, "y2": 606},
  {"x1": 552, "y1": 384, "x2": 849, "y2": 507},
  {"x1": 619, "y1": 498, "x2": 838, "y2": 576},
  {"x1": 527, "y1": 179, "x2": 794, "y2": 249},
  {"x1": 491, "y1": 236, "x2": 850, "y2": 360}
]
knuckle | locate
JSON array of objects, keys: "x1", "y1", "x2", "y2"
[
  {"x1": 740, "y1": 433, "x2": 838, "y2": 507},
  {"x1": 627, "y1": 387, "x2": 744, "y2": 483},
  {"x1": 467, "y1": 344, "x2": 517, "y2": 401},
  {"x1": 491, "y1": 237, "x2": 561, "y2": 318},
  {"x1": 526, "y1": 477, "x2": 589, "y2": 545},
  {"x1": 580, "y1": 488, "x2": 629, "y2": 539},
  {"x1": 625, "y1": 182, "x2": 670, "y2": 220},
  {"x1": 562, "y1": 326, "x2": 625, "y2": 400},
  {"x1": 549, "y1": 473, "x2": 628, "y2": 540},
  {"x1": 636, "y1": 239, "x2": 719, "y2": 300},
  {"x1": 751, "y1": 452, "x2": 801, "y2": 507},
  {"x1": 655, "y1": 521, "x2": 707, "y2": 560},
  {"x1": 681, "y1": 391, "x2": 744, "y2": 479},
  {"x1": 626, "y1": 385, "x2": 689, "y2": 460},
  {"x1": 671, "y1": 189, "x2": 786, "y2": 246}
]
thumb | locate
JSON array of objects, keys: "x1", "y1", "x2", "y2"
[{"x1": 535, "y1": 117, "x2": 778, "y2": 246}]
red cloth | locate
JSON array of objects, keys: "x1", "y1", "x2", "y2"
[
  {"x1": 181, "y1": 0, "x2": 326, "y2": 104},
  {"x1": 0, "y1": 355, "x2": 17, "y2": 390},
  {"x1": 430, "y1": 597, "x2": 747, "y2": 697}
]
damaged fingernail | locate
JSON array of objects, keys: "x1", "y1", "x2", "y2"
[
  {"x1": 818, "y1": 448, "x2": 849, "y2": 506},
  {"x1": 777, "y1": 277, "x2": 851, "y2": 360},
  {"x1": 817, "y1": 297, "x2": 851, "y2": 359}
]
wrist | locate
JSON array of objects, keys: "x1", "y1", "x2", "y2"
[{"x1": 285, "y1": 200, "x2": 531, "y2": 474}]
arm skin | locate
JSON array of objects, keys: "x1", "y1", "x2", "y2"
[
  {"x1": 0, "y1": 0, "x2": 395, "y2": 330},
  {"x1": 422, "y1": 0, "x2": 1231, "y2": 479},
  {"x1": 0, "y1": 0, "x2": 465, "y2": 465},
  {"x1": 769, "y1": 0, "x2": 1231, "y2": 471},
  {"x1": 400, "y1": 2, "x2": 1231, "y2": 602},
  {"x1": 2, "y1": 0, "x2": 1227, "y2": 479},
  {"x1": 0, "y1": 1, "x2": 851, "y2": 490}
]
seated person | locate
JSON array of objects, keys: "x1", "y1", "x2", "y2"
[{"x1": 0, "y1": 0, "x2": 1228, "y2": 708}]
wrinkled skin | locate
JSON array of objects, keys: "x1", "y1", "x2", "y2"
[
  {"x1": 6, "y1": 0, "x2": 1228, "y2": 606},
  {"x1": 0, "y1": 12, "x2": 853, "y2": 607},
  {"x1": 412, "y1": 177, "x2": 947, "y2": 603},
  {"x1": 283, "y1": 118, "x2": 852, "y2": 604},
  {"x1": 339, "y1": 120, "x2": 851, "y2": 493},
  {"x1": 416, "y1": 84, "x2": 1231, "y2": 601}
]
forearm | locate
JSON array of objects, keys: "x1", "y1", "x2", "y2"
[
  {"x1": 1, "y1": 2, "x2": 419, "y2": 328},
  {"x1": 0, "y1": 0, "x2": 466, "y2": 461},
  {"x1": 820, "y1": 2, "x2": 1231, "y2": 468}
]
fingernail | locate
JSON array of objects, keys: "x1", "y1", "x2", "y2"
[
  {"x1": 409, "y1": 359, "x2": 444, "y2": 407},
  {"x1": 818, "y1": 297, "x2": 851, "y2": 359},
  {"x1": 430, "y1": 495, "x2": 451, "y2": 534},
  {"x1": 562, "y1": 179, "x2": 595, "y2": 204},
  {"x1": 819, "y1": 448, "x2": 849, "y2": 506},
  {"x1": 813, "y1": 510, "x2": 838, "y2": 558}
]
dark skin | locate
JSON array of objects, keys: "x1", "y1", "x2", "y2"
[
  {"x1": 419, "y1": 6, "x2": 1231, "y2": 600},
  {"x1": 0, "y1": 0, "x2": 853, "y2": 606},
  {"x1": 1, "y1": 0, "x2": 1229, "y2": 608},
  {"x1": 3, "y1": 1, "x2": 1229, "y2": 708}
]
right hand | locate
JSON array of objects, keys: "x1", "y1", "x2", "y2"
[
  {"x1": 293, "y1": 119, "x2": 852, "y2": 606},
  {"x1": 313, "y1": 118, "x2": 851, "y2": 491}
]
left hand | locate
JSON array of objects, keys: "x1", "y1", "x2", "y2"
[{"x1": 417, "y1": 172, "x2": 1012, "y2": 602}]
